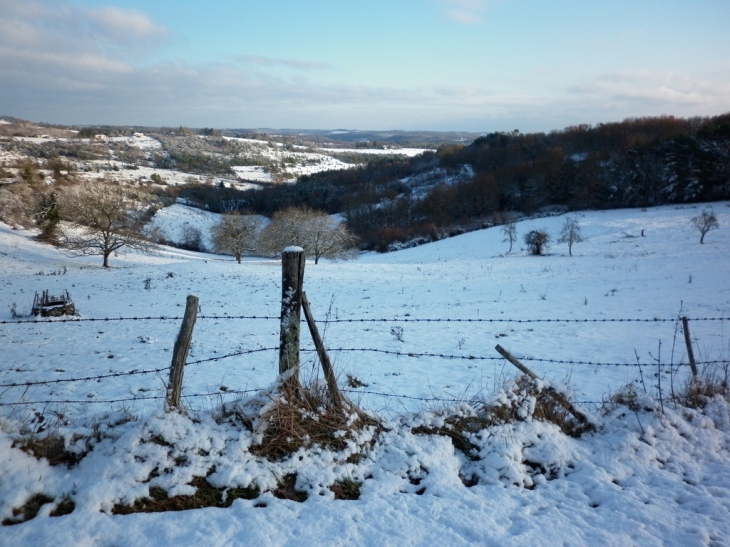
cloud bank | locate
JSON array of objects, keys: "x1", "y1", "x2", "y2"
[{"x1": 1, "y1": 0, "x2": 728, "y2": 131}]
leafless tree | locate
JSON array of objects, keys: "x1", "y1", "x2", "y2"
[
  {"x1": 690, "y1": 209, "x2": 719, "y2": 244},
  {"x1": 259, "y1": 206, "x2": 358, "y2": 264},
  {"x1": 58, "y1": 182, "x2": 155, "y2": 267},
  {"x1": 0, "y1": 185, "x2": 35, "y2": 229},
  {"x1": 501, "y1": 219, "x2": 517, "y2": 253},
  {"x1": 180, "y1": 224, "x2": 205, "y2": 252},
  {"x1": 558, "y1": 217, "x2": 584, "y2": 256},
  {"x1": 211, "y1": 212, "x2": 263, "y2": 263}
]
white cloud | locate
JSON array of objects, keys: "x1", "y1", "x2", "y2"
[
  {"x1": 87, "y1": 6, "x2": 167, "y2": 42},
  {"x1": 434, "y1": 0, "x2": 505, "y2": 24},
  {"x1": 568, "y1": 72, "x2": 730, "y2": 111},
  {"x1": 0, "y1": 0, "x2": 167, "y2": 62}
]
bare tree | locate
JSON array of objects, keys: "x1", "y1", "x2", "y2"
[
  {"x1": 690, "y1": 209, "x2": 719, "y2": 244},
  {"x1": 58, "y1": 182, "x2": 155, "y2": 267},
  {"x1": 211, "y1": 212, "x2": 262, "y2": 263},
  {"x1": 259, "y1": 206, "x2": 358, "y2": 264},
  {"x1": 180, "y1": 224, "x2": 205, "y2": 252},
  {"x1": 0, "y1": 185, "x2": 35, "y2": 229},
  {"x1": 501, "y1": 219, "x2": 517, "y2": 253},
  {"x1": 558, "y1": 217, "x2": 584, "y2": 256}
]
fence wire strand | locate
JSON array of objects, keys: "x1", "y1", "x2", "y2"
[
  {"x1": 1, "y1": 315, "x2": 727, "y2": 325},
  {"x1": 1, "y1": 312, "x2": 725, "y2": 410}
]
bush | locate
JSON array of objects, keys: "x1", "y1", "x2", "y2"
[{"x1": 524, "y1": 229, "x2": 550, "y2": 255}]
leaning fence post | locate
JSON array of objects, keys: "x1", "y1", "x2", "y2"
[
  {"x1": 681, "y1": 317, "x2": 699, "y2": 380},
  {"x1": 279, "y1": 247, "x2": 305, "y2": 388},
  {"x1": 495, "y1": 344, "x2": 593, "y2": 431},
  {"x1": 167, "y1": 294, "x2": 199, "y2": 410},
  {"x1": 302, "y1": 292, "x2": 343, "y2": 409}
]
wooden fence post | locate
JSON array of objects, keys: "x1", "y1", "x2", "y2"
[
  {"x1": 167, "y1": 294, "x2": 199, "y2": 410},
  {"x1": 302, "y1": 292, "x2": 343, "y2": 409},
  {"x1": 279, "y1": 248, "x2": 305, "y2": 387},
  {"x1": 681, "y1": 316, "x2": 699, "y2": 379}
]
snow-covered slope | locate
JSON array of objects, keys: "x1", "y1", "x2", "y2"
[
  {"x1": 1, "y1": 203, "x2": 729, "y2": 546},
  {"x1": 1, "y1": 204, "x2": 729, "y2": 415}
]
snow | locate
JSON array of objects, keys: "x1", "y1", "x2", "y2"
[
  {"x1": 224, "y1": 136, "x2": 431, "y2": 182},
  {"x1": 231, "y1": 165, "x2": 275, "y2": 183},
  {"x1": 145, "y1": 203, "x2": 221, "y2": 251},
  {"x1": 321, "y1": 147, "x2": 432, "y2": 157},
  {"x1": 108, "y1": 135, "x2": 162, "y2": 150},
  {"x1": 1, "y1": 202, "x2": 730, "y2": 545}
]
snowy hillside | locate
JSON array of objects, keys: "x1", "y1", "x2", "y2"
[{"x1": 1, "y1": 203, "x2": 729, "y2": 546}]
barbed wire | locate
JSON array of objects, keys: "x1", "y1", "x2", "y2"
[
  {"x1": 0, "y1": 348, "x2": 279, "y2": 388},
  {"x1": 340, "y1": 388, "x2": 603, "y2": 407},
  {"x1": 0, "y1": 345, "x2": 717, "y2": 390},
  {"x1": 303, "y1": 347, "x2": 502, "y2": 361},
  {"x1": 1, "y1": 312, "x2": 724, "y2": 409},
  {"x1": 1, "y1": 315, "x2": 727, "y2": 326},
  {"x1": 0, "y1": 314, "x2": 279, "y2": 325},
  {"x1": 518, "y1": 357, "x2": 697, "y2": 367},
  {"x1": 305, "y1": 347, "x2": 711, "y2": 368},
  {"x1": 0, "y1": 367, "x2": 168, "y2": 389},
  {"x1": 0, "y1": 389, "x2": 261, "y2": 407},
  {"x1": 318, "y1": 317, "x2": 727, "y2": 324},
  {"x1": 186, "y1": 347, "x2": 279, "y2": 365},
  {"x1": 0, "y1": 389, "x2": 605, "y2": 408}
]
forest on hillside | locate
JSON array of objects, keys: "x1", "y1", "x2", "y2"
[{"x1": 176, "y1": 114, "x2": 730, "y2": 251}]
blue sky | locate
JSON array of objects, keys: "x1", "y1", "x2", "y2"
[{"x1": 1, "y1": 0, "x2": 729, "y2": 132}]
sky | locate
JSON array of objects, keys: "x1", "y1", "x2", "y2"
[{"x1": 1, "y1": 0, "x2": 729, "y2": 133}]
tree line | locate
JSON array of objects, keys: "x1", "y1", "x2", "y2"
[{"x1": 181, "y1": 113, "x2": 729, "y2": 251}]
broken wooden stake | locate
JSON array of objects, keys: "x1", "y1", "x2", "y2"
[{"x1": 495, "y1": 344, "x2": 593, "y2": 430}]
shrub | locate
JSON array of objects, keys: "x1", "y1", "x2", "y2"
[{"x1": 524, "y1": 229, "x2": 550, "y2": 255}]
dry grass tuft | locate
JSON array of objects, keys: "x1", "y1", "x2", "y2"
[
  {"x1": 329, "y1": 478, "x2": 361, "y2": 500},
  {"x1": 493, "y1": 376, "x2": 592, "y2": 436},
  {"x1": 2, "y1": 494, "x2": 55, "y2": 526},
  {"x1": 272, "y1": 474, "x2": 308, "y2": 503},
  {"x1": 674, "y1": 363, "x2": 730, "y2": 409},
  {"x1": 604, "y1": 383, "x2": 653, "y2": 412},
  {"x1": 111, "y1": 476, "x2": 260, "y2": 515},
  {"x1": 415, "y1": 375, "x2": 591, "y2": 459},
  {"x1": 13, "y1": 434, "x2": 84, "y2": 467},
  {"x1": 49, "y1": 496, "x2": 75, "y2": 517},
  {"x1": 606, "y1": 362, "x2": 730, "y2": 413},
  {"x1": 249, "y1": 382, "x2": 380, "y2": 461}
]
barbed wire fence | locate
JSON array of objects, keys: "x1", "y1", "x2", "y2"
[
  {"x1": 0, "y1": 310, "x2": 725, "y2": 412},
  {"x1": 2, "y1": 249, "x2": 726, "y2": 414}
]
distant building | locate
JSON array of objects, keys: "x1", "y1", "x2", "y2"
[
  {"x1": 94, "y1": 134, "x2": 108, "y2": 142},
  {"x1": 133, "y1": 132, "x2": 145, "y2": 138}
]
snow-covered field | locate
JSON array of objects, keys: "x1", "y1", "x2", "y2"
[{"x1": 1, "y1": 203, "x2": 729, "y2": 546}]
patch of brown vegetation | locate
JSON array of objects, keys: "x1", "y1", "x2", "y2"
[{"x1": 111, "y1": 476, "x2": 260, "y2": 515}]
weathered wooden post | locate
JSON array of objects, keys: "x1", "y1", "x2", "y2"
[
  {"x1": 167, "y1": 294, "x2": 199, "y2": 410},
  {"x1": 302, "y1": 292, "x2": 343, "y2": 409},
  {"x1": 279, "y1": 247, "x2": 305, "y2": 388},
  {"x1": 681, "y1": 317, "x2": 699, "y2": 380}
]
